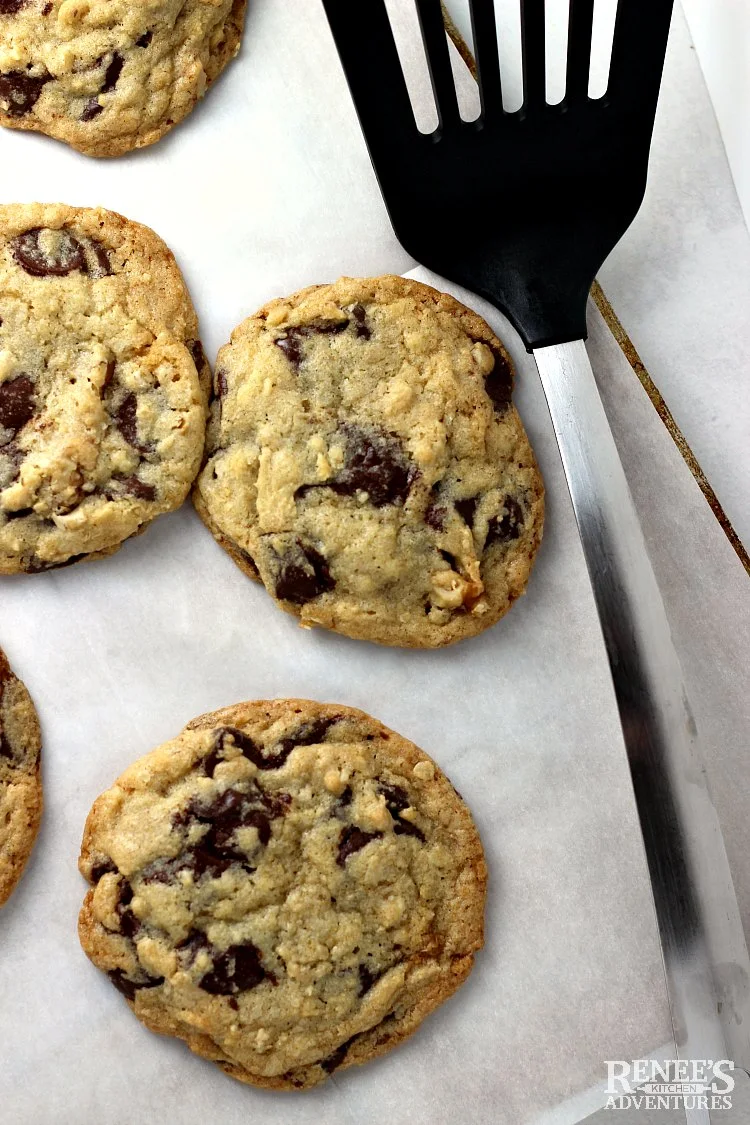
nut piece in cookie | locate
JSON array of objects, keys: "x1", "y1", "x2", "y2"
[
  {"x1": 0, "y1": 646, "x2": 42, "y2": 907},
  {"x1": 78, "y1": 699, "x2": 487, "y2": 1089},
  {"x1": 0, "y1": 0, "x2": 248, "y2": 157},
  {"x1": 0, "y1": 203, "x2": 208, "y2": 574},
  {"x1": 193, "y1": 275, "x2": 544, "y2": 648}
]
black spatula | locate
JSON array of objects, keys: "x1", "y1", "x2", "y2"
[{"x1": 321, "y1": 0, "x2": 750, "y2": 1092}]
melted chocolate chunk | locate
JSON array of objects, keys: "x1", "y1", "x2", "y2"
[
  {"x1": 169, "y1": 783, "x2": 289, "y2": 875},
  {"x1": 102, "y1": 358, "x2": 116, "y2": 392},
  {"x1": 116, "y1": 880, "x2": 140, "y2": 939},
  {"x1": 41, "y1": 1, "x2": 51, "y2": 11},
  {"x1": 80, "y1": 98, "x2": 102, "y2": 122},
  {"x1": 320, "y1": 1035, "x2": 356, "y2": 1074},
  {"x1": 335, "y1": 786, "x2": 353, "y2": 817},
  {"x1": 178, "y1": 929, "x2": 211, "y2": 963},
  {"x1": 337, "y1": 825, "x2": 382, "y2": 866},
  {"x1": 486, "y1": 496, "x2": 523, "y2": 545},
  {"x1": 3, "y1": 507, "x2": 33, "y2": 520},
  {"x1": 455, "y1": 496, "x2": 478, "y2": 527},
  {"x1": 0, "y1": 375, "x2": 35, "y2": 433},
  {"x1": 187, "y1": 339, "x2": 206, "y2": 371},
  {"x1": 90, "y1": 858, "x2": 117, "y2": 882},
  {"x1": 107, "y1": 969, "x2": 163, "y2": 1001},
  {"x1": 236, "y1": 547, "x2": 259, "y2": 577},
  {"x1": 274, "y1": 319, "x2": 350, "y2": 370},
  {"x1": 24, "y1": 552, "x2": 86, "y2": 572},
  {"x1": 0, "y1": 0, "x2": 27, "y2": 13},
  {"x1": 0, "y1": 71, "x2": 49, "y2": 116},
  {"x1": 215, "y1": 369, "x2": 228, "y2": 398},
  {"x1": 103, "y1": 473, "x2": 155, "y2": 502},
  {"x1": 12, "y1": 228, "x2": 86, "y2": 276},
  {"x1": 199, "y1": 942, "x2": 269, "y2": 995},
  {"x1": 110, "y1": 475, "x2": 156, "y2": 502},
  {"x1": 141, "y1": 844, "x2": 237, "y2": 885},
  {"x1": 212, "y1": 719, "x2": 335, "y2": 774},
  {"x1": 136, "y1": 31, "x2": 153, "y2": 48},
  {"x1": 276, "y1": 716, "x2": 337, "y2": 758},
  {"x1": 101, "y1": 52, "x2": 123, "y2": 93},
  {"x1": 425, "y1": 501, "x2": 446, "y2": 531},
  {"x1": 330, "y1": 425, "x2": 415, "y2": 507},
  {"x1": 114, "y1": 393, "x2": 149, "y2": 452},
  {"x1": 357, "y1": 963, "x2": 382, "y2": 997},
  {"x1": 274, "y1": 539, "x2": 334, "y2": 605},
  {"x1": 379, "y1": 782, "x2": 426, "y2": 842},
  {"x1": 350, "y1": 303, "x2": 371, "y2": 339},
  {"x1": 485, "y1": 347, "x2": 513, "y2": 411}
]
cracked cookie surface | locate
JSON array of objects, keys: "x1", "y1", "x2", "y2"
[
  {"x1": 193, "y1": 275, "x2": 544, "y2": 648},
  {"x1": 0, "y1": 203, "x2": 208, "y2": 573},
  {"x1": 78, "y1": 699, "x2": 487, "y2": 1089},
  {"x1": 0, "y1": 645, "x2": 42, "y2": 907},
  {"x1": 0, "y1": 0, "x2": 246, "y2": 156}
]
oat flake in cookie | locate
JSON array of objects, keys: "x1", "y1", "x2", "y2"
[
  {"x1": 0, "y1": 203, "x2": 209, "y2": 574},
  {"x1": 0, "y1": 0, "x2": 246, "y2": 157},
  {"x1": 0, "y1": 646, "x2": 42, "y2": 907},
  {"x1": 78, "y1": 700, "x2": 487, "y2": 1089},
  {"x1": 194, "y1": 275, "x2": 544, "y2": 647}
]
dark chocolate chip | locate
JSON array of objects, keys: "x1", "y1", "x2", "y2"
[
  {"x1": 0, "y1": 0, "x2": 27, "y2": 13},
  {"x1": 358, "y1": 963, "x2": 381, "y2": 997},
  {"x1": 379, "y1": 782, "x2": 426, "y2": 842},
  {"x1": 101, "y1": 52, "x2": 123, "y2": 93},
  {"x1": 274, "y1": 319, "x2": 350, "y2": 370},
  {"x1": 336, "y1": 825, "x2": 382, "y2": 866},
  {"x1": 330, "y1": 425, "x2": 416, "y2": 507},
  {"x1": 114, "y1": 392, "x2": 149, "y2": 452},
  {"x1": 116, "y1": 879, "x2": 140, "y2": 939},
  {"x1": 187, "y1": 339, "x2": 206, "y2": 371},
  {"x1": 41, "y1": 1, "x2": 51, "y2": 11},
  {"x1": 485, "y1": 347, "x2": 513, "y2": 411},
  {"x1": 110, "y1": 475, "x2": 156, "y2": 502},
  {"x1": 215, "y1": 369, "x2": 228, "y2": 397},
  {"x1": 274, "y1": 540, "x2": 334, "y2": 605},
  {"x1": 335, "y1": 786, "x2": 353, "y2": 817},
  {"x1": 11, "y1": 227, "x2": 86, "y2": 276},
  {"x1": 0, "y1": 70, "x2": 50, "y2": 116},
  {"x1": 107, "y1": 969, "x2": 163, "y2": 1001},
  {"x1": 90, "y1": 859, "x2": 117, "y2": 882},
  {"x1": 236, "y1": 547, "x2": 259, "y2": 577},
  {"x1": 199, "y1": 942, "x2": 269, "y2": 995},
  {"x1": 0, "y1": 375, "x2": 35, "y2": 434},
  {"x1": 275, "y1": 717, "x2": 337, "y2": 761},
  {"x1": 393, "y1": 819, "x2": 426, "y2": 842},
  {"x1": 320, "y1": 1035, "x2": 356, "y2": 1074},
  {"x1": 24, "y1": 552, "x2": 86, "y2": 572},
  {"x1": 178, "y1": 929, "x2": 211, "y2": 963},
  {"x1": 136, "y1": 31, "x2": 152, "y2": 48},
  {"x1": 3, "y1": 507, "x2": 33, "y2": 520},
  {"x1": 455, "y1": 497, "x2": 478, "y2": 527},
  {"x1": 486, "y1": 496, "x2": 523, "y2": 546},
  {"x1": 102, "y1": 358, "x2": 116, "y2": 392},
  {"x1": 350, "y1": 303, "x2": 371, "y2": 339},
  {"x1": 425, "y1": 502, "x2": 446, "y2": 531},
  {"x1": 80, "y1": 98, "x2": 103, "y2": 121},
  {"x1": 85, "y1": 240, "x2": 112, "y2": 278}
]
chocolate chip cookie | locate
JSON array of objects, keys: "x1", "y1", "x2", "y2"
[
  {"x1": 193, "y1": 275, "x2": 544, "y2": 648},
  {"x1": 0, "y1": 203, "x2": 209, "y2": 574},
  {"x1": 0, "y1": 646, "x2": 42, "y2": 906},
  {"x1": 78, "y1": 699, "x2": 487, "y2": 1089},
  {"x1": 0, "y1": 0, "x2": 246, "y2": 157}
]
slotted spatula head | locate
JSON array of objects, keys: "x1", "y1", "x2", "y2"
[{"x1": 321, "y1": 0, "x2": 674, "y2": 349}]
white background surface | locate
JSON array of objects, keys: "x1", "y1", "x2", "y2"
[
  {"x1": 682, "y1": 0, "x2": 750, "y2": 229},
  {"x1": 0, "y1": 2, "x2": 749, "y2": 1123}
]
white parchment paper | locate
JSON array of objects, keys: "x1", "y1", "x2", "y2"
[{"x1": 1, "y1": 2, "x2": 748, "y2": 1123}]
